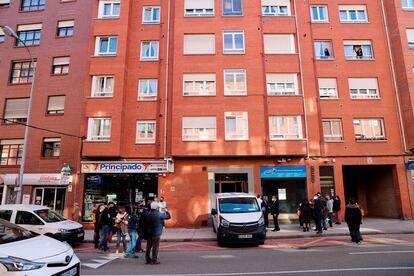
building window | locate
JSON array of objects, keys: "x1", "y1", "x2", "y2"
[
  {"x1": 320, "y1": 166, "x2": 335, "y2": 197},
  {"x1": 182, "y1": 116, "x2": 217, "y2": 141},
  {"x1": 140, "y1": 41, "x2": 159, "y2": 60},
  {"x1": 21, "y1": 0, "x2": 45, "y2": 11},
  {"x1": 348, "y1": 78, "x2": 379, "y2": 99},
  {"x1": 344, "y1": 41, "x2": 373, "y2": 60},
  {"x1": 269, "y1": 116, "x2": 302, "y2": 140},
  {"x1": 353, "y1": 119, "x2": 385, "y2": 141},
  {"x1": 42, "y1": 138, "x2": 61, "y2": 157},
  {"x1": 16, "y1": 24, "x2": 42, "y2": 46},
  {"x1": 0, "y1": 140, "x2": 24, "y2": 166},
  {"x1": 266, "y1": 73, "x2": 298, "y2": 96},
  {"x1": 10, "y1": 60, "x2": 36, "y2": 84},
  {"x1": 0, "y1": 1, "x2": 10, "y2": 8},
  {"x1": 52, "y1": 57, "x2": 70, "y2": 75},
  {"x1": 318, "y1": 78, "x2": 338, "y2": 99},
  {"x1": 223, "y1": 0, "x2": 243, "y2": 16},
  {"x1": 310, "y1": 6, "x2": 328, "y2": 22},
  {"x1": 3, "y1": 98, "x2": 29, "y2": 124},
  {"x1": 91, "y1": 76, "x2": 114, "y2": 97},
  {"x1": 264, "y1": 34, "x2": 296, "y2": 54},
  {"x1": 314, "y1": 41, "x2": 334, "y2": 59},
  {"x1": 95, "y1": 36, "x2": 117, "y2": 56},
  {"x1": 138, "y1": 79, "x2": 158, "y2": 100},
  {"x1": 136, "y1": 121, "x2": 156, "y2": 144},
  {"x1": 57, "y1": 20, "x2": 74, "y2": 37},
  {"x1": 403, "y1": 0, "x2": 414, "y2": 9},
  {"x1": 407, "y1": 29, "x2": 414, "y2": 48},
  {"x1": 184, "y1": 0, "x2": 214, "y2": 16},
  {"x1": 143, "y1": 6, "x2": 160, "y2": 24},
  {"x1": 225, "y1": 112, "x2": 248, "y2": 141},
  {"x1": 87, "y1": 118, "x2": 111, "y2": 141},
  {"x1": 224, "y1": 69, "x2": 247, "y2": 96},
  {"x1": 339, "y1": 5, "x2": 368, "y2": 23},
  {"x1": 223, "y1": 31, "x2": 245, "y2": 54},
  {"x1": 262, "y1": 0, "x2": 290, "y2": 16},
  {"x1": 98, "y1": 0, "x2": 120, "y2": 18},
  {"x1": 47, "y1": 96, "x2": 65, "y2": 114},
  {"x1": 0, "y1": 28, "x2": 5, "y2": 42},
  {"x1": 322, "y1": 119, "x2": 343, "y2": 142},
  {"x1": 183, "y1": 34, "x2": 216, "y2": 55},
  {"x1": 183, "y1": 74, "x2": 216, "y2": 96}
]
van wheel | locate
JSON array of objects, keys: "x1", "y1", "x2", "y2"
[{"x1": 217, "y1": 238, "x2": 225, "y2": 247}]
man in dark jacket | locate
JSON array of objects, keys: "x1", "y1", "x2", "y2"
[
  {"x1": 125, "y1": 208, "x2": 141, "y2": 258},
  {"x1": 270, "y1": 196, "x2": 280, "y2": 231},
  {"x1": 98, "y1": 202, "x2": 115, "y2": 252},
  {"x1": 261, "y1": 196, "x2": 270, "y2": 228},
  {"x1": 313, "y1": 194, "x2": 324, "y2": 234},
  {"x1": 345, "y1": 198, "x2": 363, "y2": 244},
  {"x1": 143, "y1": 201, "x2": 171, "y2": 264}
]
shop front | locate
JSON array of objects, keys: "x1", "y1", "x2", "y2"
[
  {"x1": 260, "y1": 166, "x2": 307, "y2": 213},
  {"x1": 81, "y1": 160, "x2": 173, "y2": 222}
]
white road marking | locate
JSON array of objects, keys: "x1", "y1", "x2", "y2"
[
  {"x1": 350, "y1": 250, "x2": 414, "y2": 255},
  {"x1": 273, "y1": 248, "x2": 321, "y2": 253},
  {"x1": 81, "y1": 266, "x2": 414, "y2": 276},
  {"x1": 200, "y1": 255, "x2": 235, "y2": 259},
  {"x1": 81, "y1": 255, "x2": 118, "y2": 269}
]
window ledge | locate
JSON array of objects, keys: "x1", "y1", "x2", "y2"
[
  {"x1": 140, "y1": 58, "x2": 160, "y2": 61},
  {"x1": 339, "y1": 21, "x2": 370, "y2": 24},
  {"x1": 320, "y1": 98, "x2": 340, "y2": 100},
  {"x1": 84, "y1": 140, "x2": 111, "y2": 143},
  {"x1": 7, "y1": 82, "x2": 32, "y2": 86},
  {"x1": 50, "y1": 73, "x2": 69, "y2": 77},
  {"x1": 18, "y1": 9, "x2": 45, "y2": 14},
  {"x1": 224, "y1": 139, "x2": 249, "y2": 141},
  {"x1": 183, "y1": 95, "x2": 216, "y2": 97},
  {"x1": 184, "y1": 15, "x2": 215, "y2": 18},
  {"x1": 13, "y1": 44, "x2": 40, "y2": 49},
  {"x1": 135, "y1": 142, "x2": 156, "y2": 145},
  {"x1": 87, "y1": 96, "x2": 114, "y2": 99},
  {"x1": 316, "y1": 58, "x2": 336, "y2": 61},
  {"x1": 45, "y1": 113, "x2": 65, "y2": 117},
  {"x1": 183, "y1": 54, "x2": 216, "y2": 56},
  {"x1": 345, "y1": 58, "x2": 375, "y2": 61},
  {"x1": 0, "y1": 165, "x2": 20, "y2": 168},
  {"x1": 137, "y1": 99, "x2": 157, "y2": 102},
  {"x1": 223, "y1": 52, "x2": 246, "y2": 55},
  {"x1": 402, "y1": 8, "x2": 414, "y2": 11},
  {"x1": 224, "y1": 94, "x2": 248, "y2": 97},
  {"x1": 55, "y1": 35, "x2": 73, "y2": 39},
  {"x1": 350, "y1": 98, "x2": 381, "y2": 100},
  {"x1": 92, "y1": 54, "x2": 117, "y2": 58},
  {"x1": 268, "y1": 94, "x2": 301, "y2": 97},
  {"x1": 269, "y1": 138, "x2": 306, "y2": 141},
  {"x1": 40, "y1": 157, "x2": 60, "y2": 160},
  {"x1": 311, "y1": 21, "x2": 330, "y2": 24},
  {"x1": 182, "y1": 140, "x2": 217, "y2": 142},
  {"x1": 94, "y1": 17, "x2": 120, "y2": 20},
  {"x1": 142, "y1": 22, "x2": 161, "y2": 25},
  {"x1": 323, "y1": 140, "x2": 344, "y2": 143},
  {"x1": 355, "y1": 139, "x2": 387, "y2": 143}
]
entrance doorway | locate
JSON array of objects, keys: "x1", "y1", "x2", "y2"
[
  {"x1": 214, "y1": 174, "x2": 248, "y2": 193},
  {"x1": 343, "y1": 165, "x2": 400, "y2": 218},
  {"x1": 33, "y1": 187, "x2": 66, "y2": 215},
  {"x1": 261, "y1": 178, "x2": 307, "y2": 213}
]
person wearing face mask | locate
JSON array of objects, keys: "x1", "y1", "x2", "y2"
[
  {"x1": 270, "y1": 195, "x2": 280, "y2": 232},
  {"x1": 261, "y1": 196, "x2": 270, "y2": 228},
  {"x1": 313, "y1": 194, "x2": 324, "y2": 234}
]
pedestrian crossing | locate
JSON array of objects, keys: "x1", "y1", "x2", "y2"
[{"x1": 81, "y1": 255, "x2": 119, "y2": 269}]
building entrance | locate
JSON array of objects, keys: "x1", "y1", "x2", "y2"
[
  {"x1": 33, "y1": 187, "x2": 66, "y2": 215},
  {"x1": 343, "y1": 165, "x2": 400, "y2": 218},
  {"x1": 214, "y1": 173, "x2": 248, "y2": 193}
]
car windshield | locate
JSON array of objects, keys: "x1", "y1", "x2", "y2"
[
  {"x1": 34, "y1": 209, "x2": 66, "y2": 223},
  {"x1": 0, "y1": 219, "x2": 37, "y2": 244},
  {"x1": 219, "y1": 197, "x2": 260, "y2": 213}
]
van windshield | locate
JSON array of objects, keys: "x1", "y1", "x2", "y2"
[
  {"x1": 34, "y1": 209, "x2": 66, "y2": 223},
  {"x1": 219, "y1": 198, "x2": 260, "y2": 213}
]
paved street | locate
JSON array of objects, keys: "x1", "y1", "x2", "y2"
[{"x1": 76, "y1": 233, "x2": 414, "y2": 275}]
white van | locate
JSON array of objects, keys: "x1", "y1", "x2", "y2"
[
  {"x1": 211, "y1": 193, "x2": 266, "y2": 246},
  {"x1": 0, "y1": 205, "x2": 84, "y2": 243}
]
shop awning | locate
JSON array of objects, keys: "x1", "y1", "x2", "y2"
[{"x1": 3, "y1": 174, "x2": 67, "y2": 186}]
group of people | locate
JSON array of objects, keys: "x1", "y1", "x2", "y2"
[
  {"x1": 92, "y1": 196, "x2": 171, "y2": 264},
  {"x1": 257, "y1": 195, "x2": 280, "y2": 232}
]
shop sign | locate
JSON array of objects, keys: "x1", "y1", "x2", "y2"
[
  {"x1": 260, "y1": 166, "x2": 307, "y2": 179},
  {"x1": 81, "y1": 161, "x2": 170, "y2": 174},
  {"x1": 86, "y1": 175, "x2": 102, "y2": 185},
  {"x1": 4, "y1": 174, "x2": 66, "y2": 185}
]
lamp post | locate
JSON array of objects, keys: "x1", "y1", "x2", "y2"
[{"x1": 1, "y1": 25, "x2": 36, "y2": 204}]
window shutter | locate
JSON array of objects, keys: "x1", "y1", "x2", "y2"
[
  {"x1": 343, "y1": 40, "x2": 371, "y2": 45},
  {"x1": 183, "y1": 74, "x2": 216, "y2": 82},
  {"x1": 338, "y1": 5, "x2": 366, "y2": 10},
  {"x1": 407, "y1": 29, "x2": 414, "y2": 42},
  {"x1": 184, "y1": 0, "x2": 214, "y2": 9},
  {"x1": 0, "y1": 139, "x2": 24, "y2": 145},
  {"x1": 348, "y1": 78, "x2": 378, "y2": 89},
  {"x1": 266, "y1": 73, "x2": 297, "y2": 83},
  {"x1": 43, "y1": 138, "x2": 61, "y2": 143},
  {"x1": 58, "y1": 20, "x2": 74, "y2": 28},
  {"x1": 17, "y1": 24, "x2": 42, "y2": 31},
  {"x1": 264, "y1": 34, "x2": 295, "y2": 54},
  {"x1": 184, "y1": 34, "x2": 215, "y2": 55},
  {"x1": 0, "y1": 0, "x2": 10, "y2": 4},
  {"x1": 318, "y1": 78, "x2": 337, "y2": 88},
  {"x1": 4, "y1": 98, "x2": 29, "y2": 119},
  {"x1": 262, "y1": 0, "x2": 289, "y2": 5},
  {"x1": 53, "y1": 57, "x2": 70, "y2": 65},
  {"x1": 48, "y1": 96, "x2": 65, "y2": 111},
  {"x1": 183, "y1": 117, "x2": 216, "y2": 128}
]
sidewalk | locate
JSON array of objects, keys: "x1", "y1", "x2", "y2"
[{"x1": 84, "y1": 218, "x2": 414, "y2": 243}]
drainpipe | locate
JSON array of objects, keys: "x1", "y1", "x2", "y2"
[
  {"x1": 163, "y1": 0, "x2": 172, "y2": 161},
  {"x1": 293, "y1": 0, "x2": 310, "y2": 159}
]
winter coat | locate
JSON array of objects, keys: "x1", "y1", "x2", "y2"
[
  {"x1": 114, "y1": 212, "x2": 129, "y2": 234},
  {"x1": 98, "y1": 207, "x2": 114, "y2": 228},
  {"x1": 143, "y1": 210, "x2": 171, "y2": 237},
  {"x1": 299, "y1": 203, "x2": 312, "y2": 223},
  {"x1": 270, "y1": 200, "x2": 279, "y2": 216},
  {"x1": 128, "y1": 213, "x2": 141, "y2": 231},
  {"x1": 313, "y1": 198, "x2": 324, "y2": 217},
  {"x1": 333, "y1": 198, "x2": 341, "y2": 212},
  {"x1": 345, "y1": 204, "x2": 362, "y2": 226},
  {"x1": 261, "y1": 200, "x2": 270, "y2": 214},
  {"x1": 327, "y1": 199, "x2": 334, "y2": 213}
]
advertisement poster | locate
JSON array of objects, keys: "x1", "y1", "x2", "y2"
[
  {"x1": 278, "y1": 189, "x2": 287, "y2": 200},
  {"x1": 22, "y1": 194, "x2": 30, "y2": 205}
]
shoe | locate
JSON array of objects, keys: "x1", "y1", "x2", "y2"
[
  {"x1": 145, "y1": 261, "x2": 151, "y2": 265},
  {"x1": 152, "y1": 261, "x2": 160, "y2": 265},
  {"x1": 303, "y1": 228, "x2": 306, "y2": 232},
  {"x1": 323, "y1": 228, "x2": 327, "y2": 231},
  {"x1": 271, "y1": 229, "x2": 277, "y2": 232},
  {"x1": 140, "y1": 249, "x2": 146, "y2": 253},
  {"x1": 316, "y1": 231, "x2": 323, "y2": 234},
  {"x1": 335, "y1": 222, "x2": 341, "y2": 225}
]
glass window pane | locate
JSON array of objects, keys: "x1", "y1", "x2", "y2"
[
  {"x1": 113, "y1": 3, "x2": 120, "y2": 15},
  {"x1": 224, "y1": 34, "x2": 233, "y2": 49},
  {"x1": 109, "y1": 38, "x2": 117, "y2": 53}
]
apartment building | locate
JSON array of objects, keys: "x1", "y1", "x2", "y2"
[{"x1": 0, "y1": 0, "x2": 92, "y2": 217}]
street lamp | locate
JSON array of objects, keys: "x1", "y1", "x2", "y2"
[{"x1": 1, "y1": 25, "x2": 36, "y2": 204}]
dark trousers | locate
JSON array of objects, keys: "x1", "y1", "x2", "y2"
[
  {"x1": 314, "y1": 215, "x2": 323, "y2": 232},
  {"x1": 263, "y1": 212, "x2": 269, "y2": 227},
  {"x1": 272, "y1": 214, "x2": 280, "y2": 231},
  {"x1": 93, "y1": 223, "x2": 100, "y2": 248},
  {"x1": 348, "y1": 223, "x2": 362, "y2": 243},
  {"x1": 146, "y1": 235, "x2": 161, "y2": 263},
  {"x1": 328, "y1": 213, "x2": 333, "y2": 227}
]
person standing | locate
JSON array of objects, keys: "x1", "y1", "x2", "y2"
[
  {"x1": 92, "y1": 204, "x2": 102, "y2": 249},
  {"x1": 333, "y1": 195, "x2": 342, "y2": 224},
  {"x1": 125, "y1": 208, "x2": 141, "y2": 258},
  {"x1": 114, "y1": 206, "x2": 128, "y2": 255},
  {"x1": 143, "y1": 202, "x2": 171, "y2": 265},
  {"x1": 256, "y1": 194, "x2": 263, "y2": 207},
  {"x1": 345, "y1": 198, "x2": 363, "y2": 244},
  {"x1": 270, "y1": 196, "x2": 280, "y2": 232},
  {"x1": 135, "y1": 200, "x2": 148, "y2": 253},
  {"x1": 313, "y1": 194, "x2": 324, "y2": 234},
  {"x1": 72, "y1": 202, "x2": 82, "y2": 223},
  {"x1": 261, "y1": 196, "x2": 270, "y2": 228},
  {"x1": 98, "y1": 202, "x2": 115, "y2": 253},
  {"x1": 299, "y1": 199, "x2": 312, "y2": 232},
  {"x1": 326, "y1": 195, "x2": 334, "y2": 228}
]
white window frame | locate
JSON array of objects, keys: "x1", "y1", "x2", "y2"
[
  {"x1": 140, "y1": 41, "x2": 159, "y2": 61},
  {"x1": 349, "y1": 78, "x2": 380, "y2": 100},
  {"x1": 322, "y1": 119, "x2": 343, "y2": 142},
  {"x1": 402, "y1": 0, "x2": 414, "y2": 9},
  {"x1": 262, "y1": 2, "x2": 290, "y2": 16},
  {"x1": 87, "y1": 118, "x2": 112, "y2": 141},
  {"x1": 184, "y1": 0, "x2": 214, "y2": 16},
  {"x1": 353, "y1": 119, "x2": 385, "y2": 141},
  {"x1": 266, "y1": 74, "x2": 298, "y2": 96},
  {"x1": 343, "y1": 41, "x2": 374, "y2": 60},
  {"x1": 98, "y1": 0, "x2": 120, "y2": 19},
  {"x1": 136, "y1": 120, "x2": 156, "y2": 144},
  {"x1": 407, "y1": 29, "x2": 414, "y2": 48},
  {"x1": 339, "y1": 6, "x2": 368, "y2": 23},
  {"x1": 91, "y1": 76, "x2": 115, "y2": 97},
  {"x1": 314, "y1": 40, "x2": 334, "y2": 59},
  {"x1": 183, "y1": 78, "x2": 216, "y2": 96},
  {"x1": 222, "y1": 0, "x2": 243, "y2": 16},
  {"x1": 318, "y1": 78, "x2": 338, "y2": 99},
  {"x1": 138, "y1": 79, "x2": 158, "y2": 101},
  {"x1": 310, "y1": 6, "x2": 328, "y2": 22},
  {"x1": 224, "y1": 112, "x2": 249, "y2": 141},
  {"x1": 95, "y1": 36, "x2": 118, "y2": 56},
  {"x1": 223, "y1": 30, "x2": 245, "y2": 54},
  {"x1": 182, "y1": 117, "x2": 217, "y2": 141},
  {"x1": 269, "y1": 115, "x2": 303, "y2": 140},
  {"x1": 224, "y1": 69, "x2": 247, "y2": 96},
  {"x1": 142, "y1": 6, "x2": 161, "y2": 24}
]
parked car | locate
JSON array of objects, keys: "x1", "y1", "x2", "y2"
[
  {"x1": 211, "y1": 193, "x2": 266, "y2": 246},
  {"x1": 0, "y1": 205, "x2": 84, "y2": 243},
  {"x1": 0, "y1": 218, "x2": 80, "y2": 275}
]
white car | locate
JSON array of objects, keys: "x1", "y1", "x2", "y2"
[
  {"x1": 0, "y1": 218, "x2": 80, "y2": 275},
  {"x1": 0, "y1": 205, "x2": 84, "y2": 243}
]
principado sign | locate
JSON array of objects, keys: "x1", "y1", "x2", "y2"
[{"x1": 81, "y1": 161, "x2": 173, "y2": 174}]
